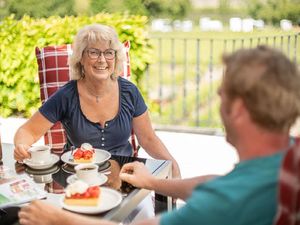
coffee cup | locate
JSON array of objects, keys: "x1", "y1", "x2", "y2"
[
  {"x1": 29, "y1": 145, "x2": 51, "y2": 164},
  {"x1": 75, "y1": 164, "x2": 99, "y2": 184}
]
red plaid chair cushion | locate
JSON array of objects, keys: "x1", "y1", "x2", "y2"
[
  {"x1": 36, "y1": 41, "x2": 138, "y2": 155},
  {"x1": 273, "y1": 137, "x2": 300, "y2": 225}
]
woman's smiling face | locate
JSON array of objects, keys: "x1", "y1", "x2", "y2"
[{"x1": 80, "y1": 40, "x2": 115, "y2": 81}]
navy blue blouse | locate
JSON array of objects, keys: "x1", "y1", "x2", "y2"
[{"x1": 39, "y1": 77, "x2": 147, "y2": 156}]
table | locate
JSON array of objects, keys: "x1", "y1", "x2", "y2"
[{"x1": 0, "y1": 143, "x2": 172, "y2": 223}]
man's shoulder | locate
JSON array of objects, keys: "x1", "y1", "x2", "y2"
[{"x1": 194, "y1": 153, "x2": 284, "y2": 194}]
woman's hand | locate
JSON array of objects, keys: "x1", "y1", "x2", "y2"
[
  {"x1": 172, "y1": 161, "x2": 181, "y2": 179},
  {"x1": 14, "y1": 144, "x2": 31, "y2": 162},
  {"x1": 13, "y1": 111, "x2": 54, "y2": 162},
  {"x1": 119, "y1": 161, "x2": 155, "y2": 190}
]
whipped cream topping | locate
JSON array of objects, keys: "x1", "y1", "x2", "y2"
[
  {"x1": 81, "y1": 143, "x2": 93, "y2": 151},
  {"x1": 65, "y1": 180, "x2": 89, "y2": 197}
]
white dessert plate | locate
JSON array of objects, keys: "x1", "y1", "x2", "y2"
[
  {"x1": 61, "y1": 149, "x2": 111, "y2": 166},
  {"x1": 66, "y1": 173, "x2": 108, "y2": 186},
  {"x1": 24, "y1": 154, "x2": 60, "y2": 170},
  {"x1": 60, "y1": 187, "x2": 122, "y2": 214}
]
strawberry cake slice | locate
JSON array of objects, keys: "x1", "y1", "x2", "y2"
[
  {"x1": 64, "y1": 180, "x2": 100, "y2": 207},
  {"x1": 73, "y1": 143, "x2": 95, "y2": 163}
]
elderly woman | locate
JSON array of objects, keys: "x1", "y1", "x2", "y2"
[{"x1": 13, "y1": 24, "x2": 180, "y2": 178}]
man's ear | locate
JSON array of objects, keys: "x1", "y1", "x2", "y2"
[{"x1": 231, "y1": 98, "x2": 248, "y2": 121}]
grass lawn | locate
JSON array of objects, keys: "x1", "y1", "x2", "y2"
[{"x1": 142, "y1": 28, "x2": 300, "y2": 128}]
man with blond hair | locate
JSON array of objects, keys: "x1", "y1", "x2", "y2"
[{"x1": 19, "y1": 46, "x2": 300, "y2": 225}]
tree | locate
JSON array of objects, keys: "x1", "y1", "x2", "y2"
[
  {"x1": 245, "y1": 0, "x2": 300, "y2": 25},
  {"x1": 0, "y1": 0, "x2": 192, "y2": 21},
  {"x1": 89, "y1": 0, "x2": 191, "y2": 19},
  {"x1": 143, "y1": 0, "x2": 191, "y2": 19},
  {"x1": 0, "y1": 0, "x2": 75, "y2": 19},
  {"x1": 89, "y1": 0, "x2": 127, "y2": 15},
  {"x1": 123, "y1": 0, "x2": 148, "y2": 16}
]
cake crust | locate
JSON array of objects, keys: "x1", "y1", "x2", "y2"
[
  {"x1": 74, "y1": 157, "x2": 93, "y2": 163},
  {"x1": 64, "y1": 198, "x2": 98, "y2": 206}
]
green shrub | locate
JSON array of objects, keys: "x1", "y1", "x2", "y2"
[
  {"x1": 0, "y1": 13, "x2": 152, "y2": 117},
  {"x1": 245, "y1": 0, "x2": 300, "y2": 25}
]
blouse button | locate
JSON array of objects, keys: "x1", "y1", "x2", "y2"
[
  {"x1": 101, "y1": 143, "x2": 104, "y2": 146},
  {"x1": 105, "y1": 123, "x2": 108, "y2": 127},
  {"x1": 101, "y1": 130, "x2": 104, "y2": 133},
  {"x1": 101, "y1": 137, "x2": 105, "y2": 141}
]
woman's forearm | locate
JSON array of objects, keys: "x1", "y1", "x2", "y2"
[
  {"x1": 140, "y1": 135, "x2": 181, "y2": 177},
  {"x1": 140, "y1": 135, "x2": 175, "y2": 161},
  {"x1": 14, "y1": 112, "x2": 53, "y2": 146},
  {"x1": 14, "y1": 127, "x2": 36, "y2": 146}
]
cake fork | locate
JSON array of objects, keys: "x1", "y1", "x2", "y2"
[{"x1": 69, "y1": 146, "x2": 75, "y2": 162}]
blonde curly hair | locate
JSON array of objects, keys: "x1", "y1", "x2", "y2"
[{"x1": 69, "y1": 24, "x2": 126, "y2": 80}]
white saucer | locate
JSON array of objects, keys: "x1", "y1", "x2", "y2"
[
  {"x1": 24, "y1": 154, "x2": 60, "y2": 170},
  {"x1": 66, "y1": 173, "x2": 108, "y2": 186}
]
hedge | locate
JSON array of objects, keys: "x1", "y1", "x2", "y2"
[{"x1": 0, "y1": 13, "x2": 153, "y2": 117}]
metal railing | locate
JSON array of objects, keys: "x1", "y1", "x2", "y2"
[{"x1": 142, "y1": 33, "x2": 299, "y2": 130}]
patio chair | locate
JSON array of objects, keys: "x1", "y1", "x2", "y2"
[
  {"x1": 35, "y1": 41, "x2": 139, "y2": 156},
  {"x1": 273, "y1": 137, "x2": 300, "y2": 225}
]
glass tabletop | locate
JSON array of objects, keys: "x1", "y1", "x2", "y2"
[
  {"x1": 0, "y1": 143, "x2": 172, "y2": 222},
  {"x1": 13, "y1": 154, "x2": 148, "y2": 196}
]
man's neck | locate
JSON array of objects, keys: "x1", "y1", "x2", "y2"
[{"x1": 236, "y1": 130, "x2": 290, "y2": 161}]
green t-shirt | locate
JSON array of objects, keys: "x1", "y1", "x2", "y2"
[{"x1": 160, "y1": 153, "x2": 284, "y2": 225}]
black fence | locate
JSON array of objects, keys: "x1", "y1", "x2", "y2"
[{"x1": 142, "y1": 33, "x2": 299, "y2": 130}]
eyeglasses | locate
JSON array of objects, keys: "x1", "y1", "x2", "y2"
[{"x1": 85, "y1": 48, "x2": 116, "y2": 60}]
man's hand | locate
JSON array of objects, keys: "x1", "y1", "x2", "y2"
[
  {"x1": 19, "y1": 200, "x2": 61, "y2": 225},
  {"x1": 119, "y1": 161, "x2": 156, "y2": 190}
]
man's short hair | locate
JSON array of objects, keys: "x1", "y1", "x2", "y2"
[{"x1": 222, "y1": 45, "x2": 300, "y2": 132}]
